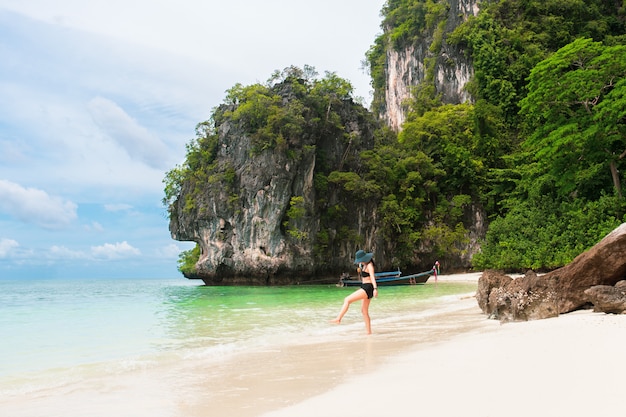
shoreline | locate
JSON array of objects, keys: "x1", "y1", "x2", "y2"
[
  {"x1": 259, "y1": 272, "x2": 626, "y2": 417},
  {"x1": 207, "y1": 277, "x2": 491, "y2": 417},
  {"x1": 432, "y1": 271, "x2": 484, "y2": 282},
  {"x1": 4, "y1": 272, "x2": 622, "y2": 417},
  {"x1": 0, "y1": 275, "x2": 487, "y2": 417}
]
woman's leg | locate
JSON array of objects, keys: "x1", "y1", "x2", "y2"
[
  {"x1": 361, "y1": 298, "x2": 372, "y2": 334},
  {"x1": 331, "y1": 289, "x2": 367, "y2": 323}
]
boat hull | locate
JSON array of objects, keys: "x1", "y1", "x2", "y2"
[{"x1": 338, "y1": 269, "x2": 433, "y2": 287}]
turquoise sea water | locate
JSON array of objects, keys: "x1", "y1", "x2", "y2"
[{"x1": 0, "y1": 276, "x2": 477, "y2": 411}]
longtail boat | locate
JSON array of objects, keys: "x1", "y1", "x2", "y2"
[{"x1": 337, "y1": 267, "x2": 437, "y2": 287}]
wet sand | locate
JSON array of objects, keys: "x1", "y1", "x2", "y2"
[
  {"x1": 259, "y1": 273, "x2": 626, "y2": 417},
  {"x1": 180, "y1": 273, "x2": 495, "y2": 416}
]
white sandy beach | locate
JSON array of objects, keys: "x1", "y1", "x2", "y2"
[{"x1": 260, "y1": 272, "x2": 626, "y2": 417}]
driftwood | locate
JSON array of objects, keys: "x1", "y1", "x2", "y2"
[{"x1": 476, "y1": 223, "x2": 626, "y2": 321}]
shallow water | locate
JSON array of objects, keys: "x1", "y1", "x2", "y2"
[{"x1": 0, "y1": 277, "x2": 479, "y2": 416}]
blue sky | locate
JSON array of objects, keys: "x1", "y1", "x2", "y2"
[{"x1": 0, "y1": 0, "x2": 385, "y2": 279}]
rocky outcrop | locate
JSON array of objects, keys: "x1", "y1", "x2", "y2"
[
  {"x1": 476, "y1": 223, "x2": 626, "y2": 321},
  {"x1": 476, "y1": 270, "x2": 561, "y2": 321},
  {"x1": 382, "y1": 0, "x2": 479, "y2": 131},
  {"x1": 169, "y1": 81, "x2": 383, "y2": 285},
  {"x1": 584, "y1": 281, "x2": 626, "y2": 314}
]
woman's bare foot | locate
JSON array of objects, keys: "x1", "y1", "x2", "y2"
[{"x1": 329, "y1": 318, "x2": 341, "y2": 324}]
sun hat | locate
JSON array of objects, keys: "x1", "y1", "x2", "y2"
[{"x1": 354, "y1": 250, "x2": 373, "y2": 264}]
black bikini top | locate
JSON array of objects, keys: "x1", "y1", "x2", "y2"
[{"x1": 359, "y1": 261, "x2": 374, "y2": 278}]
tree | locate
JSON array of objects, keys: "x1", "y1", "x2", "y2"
[
  {"x1": 177, "y1": 244, "x2": 201, "y2": 276},
  {"x1": 519, "y1": 38, "x2": 626, "y2": 201},
  {"x1": 474, "y1": 38, "x2": 626, "y2": 271},
  {"x1": 400, "y1": 103, "x2": 488, "y2": 198}
]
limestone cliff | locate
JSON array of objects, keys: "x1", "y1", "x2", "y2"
[
  {"x1": 169, "y1": 0, "x2": 487, "y2": 284},
  {"x1": 382, "y1": 0, "x2": 479, "y2": 131},
  {"x1": 168, "y1": 77, "x2": 383, "y2": 285}
]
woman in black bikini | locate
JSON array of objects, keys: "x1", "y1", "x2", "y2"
[{"x1": 331, "y1": 250, "x2": 378, "y2": 334}]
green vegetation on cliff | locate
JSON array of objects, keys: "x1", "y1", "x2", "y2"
[
  {"x1": 364, "y1": 0, "x2": 626, "y2": 271},
  {"x1": 167, "y1": 0, "x2": 626, "y2": 275},
  {"x1": 164, "y1": 67, "x2": 386, "y2": 275},
  {"x1": 163, "y1": 66, "x2": 361, "y2": 212},
  {"x1": 474, "y1": 37, "x2": 626, "y2": 270}
]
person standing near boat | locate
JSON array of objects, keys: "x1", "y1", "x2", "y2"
[{"x1": 331, "y1": 250, "x2": 378, "y2": 334}]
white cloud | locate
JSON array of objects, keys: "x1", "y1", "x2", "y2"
[
  {"x1": 0, "y1": 180, "x2": 77, "y2": 229},
  {"x1": 0, "y1": 238, "x2": 19, "y2": 258},
  {"x1": 0, "y1": 86, "x2": 164, "y2": 197},
  {"x1": 84, "y1": 221, "x2": 104, "y2": 232},
  {"x1": 0, "y1": 13, "x2": 208, "y2": 198},
  {"x1": 49, "y1": 245, "x2": 87, "y2": 260},
  {"x1": 156, "y1": 243, "x2": 187, "y2": 259},
  {"x1": 48, "y1": 242, "x2": 141, "y2": 261},
  {"x1": 88, "y1": 96, "x2": 174, "y2": 170},
  {"x1": 91, "y1": 241, "x2": 141, "y2": 259},
  {"x1": 0, "y1": 0, "x2": 383, "y2": 102}
]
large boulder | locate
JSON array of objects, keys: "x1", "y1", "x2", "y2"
[
  {"x1": 476, "y1": 223, "x2": 626, "y2": 321},
  {"x1": 584, "y1": 281, "x2": 626, "y2": 314}
]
